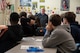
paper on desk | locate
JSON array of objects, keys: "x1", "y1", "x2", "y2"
[
  {"x1": 35, "y1": 39, "x2": 42, "y2": 42},
  {"x1": 22, "y1": 37, "x2": 35, "y2": 41},
  {"x1": 21, "y1": 45, "x2": 42, "y2": 49}
]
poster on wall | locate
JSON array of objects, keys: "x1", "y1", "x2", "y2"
[
  {"x1": 32, "y1": 2, "x2": 37, "y2": 10},
  {"x1": 76, "y1": 7, "x2": 80, "y2": 14},
  {"x1": 40, "y1": 5, "x2": 45, "y2": 9},
  {"x1": 40, "y1": 0, "x2": 45, "y2": 2},
  {"x1": 20, "y1": 0, "x2": 32, "y2": 7},
  {"x1": 61, "y1": 0, "x2": 70, "y2": 11},
  {"x1": 18, "y1": 6, "x2": 27, "y2": 13}
]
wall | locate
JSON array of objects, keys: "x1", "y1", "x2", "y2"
[
  {"x1": 0, "y1": 11, "x2": 4, "y2": 25},
  {"x1": 0, "y1": 0, "x2": 10, "y2": 25},
  {"x1": 14, "y1": 0, "x2": 80, "y2": 23},
  {"x1": 0, "y1": 0, "x2": 80, "y2": 25},
  {"x1": 70, "y1": 0, "x2": 80, "y2": 23}
]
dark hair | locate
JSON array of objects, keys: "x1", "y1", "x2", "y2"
[
  {"x1": 64, "y1": 12, "x2": 76, "y2": 23},
  {"x1": 20, "y1": 12, "x2": 27, "y2": 18},
  {"x1": 28, "y1": 15, "x2": 35, "y2": 20},
  {"x1": 35, "y1": 16, "x2": 41, "y2": 27},
  {"x1": 27, "y1": 15, "x2": 35, "y2": 23},
  {"x1": 60, "y1": 13, "x2": 65, "y2": 22},
  {"x1": 10, "y1": 12, "x2": 19, "y2": 23},
  {"x1": 49, "y1": 14, "x2": 61, "y2": 26}
]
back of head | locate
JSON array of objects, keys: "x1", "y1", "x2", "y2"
[
  {"x1": 49, "y1": 14, "x2": 62, "y2": 26},
  {"x1": 28, "y1": 15, "x2": 35, "y2": 21},
  {"x1": 10, "y1": 12, "x2": 19, "y2": 24},
  {"x1": 20, "y1": 15, "x2": 35, "y2": 25},
  {"x1": 64, "y1": 12, "x2": 76, "y2": 23},
  {"x1": 27, "y1": 15, "x2": 35, "y2": 25},
  {"x1": 20, "y1": 12, "x2": 27, "y2": 18}
]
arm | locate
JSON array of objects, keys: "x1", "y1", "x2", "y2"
[
  {"x1": 42, "y1": 30, "x2": 63, "y2": 48},
  {"x1": 44, "y1": 30, "x2": 51, "y2": 38},
  {"x1": 0, "y1": 28, "x2": 8, "y2": 38},
  {"x1": 0, "y1": 25, "x2": 8, "y2": 30},
  {"x1": 0, "y1": 25, "x2": 8, "y2": 37}
]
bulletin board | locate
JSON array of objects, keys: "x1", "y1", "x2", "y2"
[
  {"x1": 40, "y1": 5, "x2": 45, "y2": 9},
  {"x1": 76, "y1": 7, "x2": 80, "y2": 14},
  {"x1": 32, "y1": 2, "x2": 37, "y2": 10},
  {"x1": 61, "y1": 0, "x2": 70, "y2": 11},
  {"x1": 20, "y1": 0, "x2": 32, "y2": 7},
  {"x1": 40, "y1": 0, "x2": 45, "y2": 2}
]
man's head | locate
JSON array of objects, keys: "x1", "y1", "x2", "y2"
[
  {"x1": 27, "y1": 15, "x2": 35, "y2": 25},
  {"x1": 10, "y1": 12, "x2": 20, "y2": 25},
  {"x1": 20, "y1": 11, "x2": 27, "y2": 18},
  {"x1": 63, "y1": 12, "x2": 76, "y2": 24},
  {"x1": 41, "y1": 8, "x2": 45, "y2": 14},
  {"x1": 46, "y1": 14, "x2": 61, "y2": 30}
]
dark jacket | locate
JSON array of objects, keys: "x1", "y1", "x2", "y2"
[
  {"x1": 23, "y1": 24, "x2": 36, "y2": 36},
  {"x1": 36, "y1": 13, "x2": 48, "y2": 27},
  {"x1": 0, "y1": 24, "x2": 23, "y2": 52},
  {"x1": 20, "y1": 18, "x2": 36, "y2": 36},
  {"x1": 0, "y1": 24, "x2": 23, "y2": 43},
  {"x1": 70, "y1": 22, "x2": 80, "y2": 43},
  {"x1": 20, "y1": 18, "x2": 29, "y2": 26}
]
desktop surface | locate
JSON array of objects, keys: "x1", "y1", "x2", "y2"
[{"x1": 5, "y1": 36, "x2": 57, "y2": 53}]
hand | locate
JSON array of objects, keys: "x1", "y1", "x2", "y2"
[
  {"x1": 40, "y1": 29, "x2": 43, "y2": 32},
  {"x1": 46, "y1": 25, "x2": 53, "y2": 31}
]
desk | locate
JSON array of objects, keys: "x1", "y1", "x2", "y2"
[{"x1": 5, "y1": 36, "x2": 57, "y2": 53}]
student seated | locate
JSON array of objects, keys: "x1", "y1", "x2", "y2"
[
  {"x1": 62, "y1": 12, "x2": 80, "y2": 43},
  {"x1": 22, "y1": 15, "x2": 36, "y2": 36},
  {"x1": 20, "y1": 11, "x2": 27, "y2": 26},
  {"x1": 42, "y1": 14, "x2": 76, "y2": 53},
  {"x1": 0, "y1": 12, "x2": 23, "y2": 53},
  {"x1": 20, "y1": 12, "x2": 36, "y2": 36}
]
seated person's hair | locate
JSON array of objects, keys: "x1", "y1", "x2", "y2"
[
  {"x1": 28, "y1": 15, "x2": 35, "y2": 23},
  {"x1": 64, "y1": 12, "x2": 76, "y2": 23},
  {"x1": 35, "y1": 16, "x2": 41, "y2": 27},
  {"x1": 20, "y1": 12, "x2": 27, "y2": 18},
  {"x1": 28, "y1": 15, "x2": 35, "y2": 20},
  {"x1": 49, "y1": 14, "x2": 62, "y2": 26},
  {"x1": 10, "y1": 12, "x2": 20, "y2": 24}
]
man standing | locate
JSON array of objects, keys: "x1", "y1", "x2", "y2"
[{"x1": 36, "y1": 8, "x2": 48, "y2": 27}]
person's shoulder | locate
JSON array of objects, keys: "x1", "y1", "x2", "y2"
[
  {"x1": 8, "y1": 24, "x2": 21, "y2": 28},
  {"x1": 61, "y1": 24, "x2": 71, "y2": 33},
  {"x1": 53, "y1": 26, "x2": 68, "y2": 34},
  {"x1": 70, "y1": 23, "x2": 80, "y2": 30}
]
